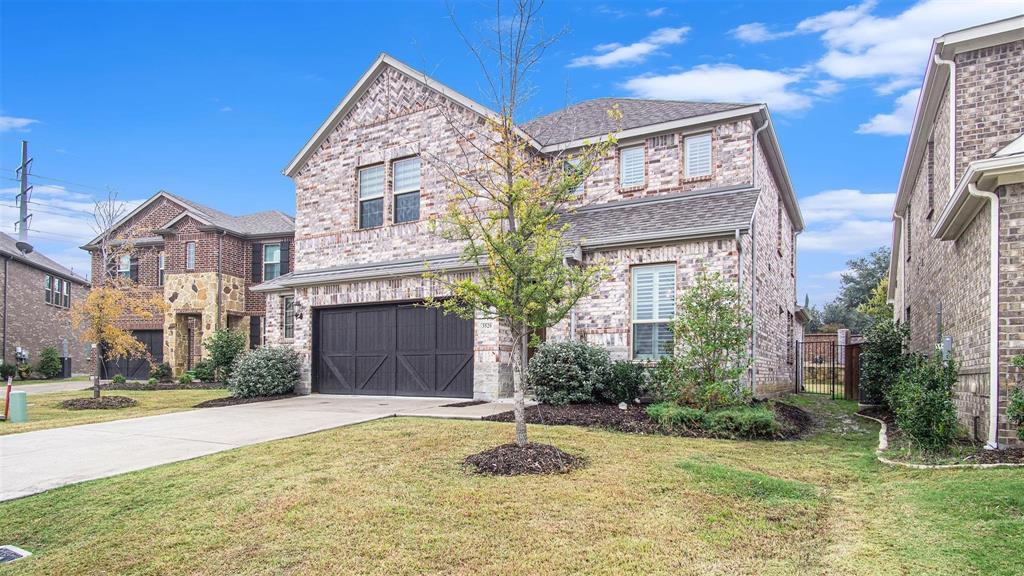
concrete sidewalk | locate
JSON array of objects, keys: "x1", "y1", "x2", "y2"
[
  {"x1": 0, "y1": 394, "x2": 511, "y2": 501},
  {"x1": 11, "y1": 380, "x2": 92, "y2": 395}
]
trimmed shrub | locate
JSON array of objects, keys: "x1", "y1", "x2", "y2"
[
  {"x1": 112, "y1": 374, "x2": 127, "y2": 384},
  {"x1": 192, "y1": 360, "x2": 216, "y2": 382},
  {"x1": 203, "y1": 329, "x2": 247, "y2": 381},
  {"x1": 645, "y1": 355, "x2": 688, "y2": 404},
  {"x1": 37, "y1": 346, "x2": 63, "y2": 379},
  {"x1": 150, "y1": 362, "x2": 172, "y2": 383},
  {"x1": 227, "y1": 346, "x2": 300, "y2": 398},
  {"x1": 859, "y1": 319, "x2": 909, "y2": 406},
  {"x1": 646, "y1": 402, "x2": 706, "y2": 431},
  {"x1": 16, "y1": 363, "x2": 32, "y2": 380},
  {"x1": 0, "y1": 363, "x2": 16, "y2": 380},
  {"x1": 704, "y1": 405, "x2": 782, "y2": 439},
  {"x1": 1009, "y1": 355, "x2": 1024, "y2": 440},
  {"x1": 887, "y1": 353, "x2": 959, "y2": 452},
  {"x1": 178, "y1": 372, "x2": 194, "y2": 385},
  {"x1": 148, "y1": 377, "x2": 158, "y2": 386},
  {"x1": 598, "y1": 360, "x2": 647, "y2": 404},
  {"x1": 527, "y1": 341, "x2": 611, "y2": 405}
]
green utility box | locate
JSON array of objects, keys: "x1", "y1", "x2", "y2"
[{"x1": 7, "y1": 391, "x2": 27, "y2": 423}]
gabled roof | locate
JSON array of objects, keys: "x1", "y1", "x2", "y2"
[
  {"x1": 250, "y1": 253, "x2": 474, "y2": 292},
  {"x1": 0, "y1": 232, "x2": 88, "y2": 284},
  {"x1": 82, "y1": 191, "x2": 294, "y2": 248},
  {"x1": 522, "y1": 98, "x2": 750, "y2": 147},
  {"x1": 561, "y1": 185, "x2": 759, "y2": 249}
]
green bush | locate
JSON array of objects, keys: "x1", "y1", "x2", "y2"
[
  {"x1": 148, "y1": 377, "x2": 158, "y2": 386},
  {"x1": 527, "y1": 341, "x2": 611, "y2": 405},
  {"x1": 645, "y1": 355, "x2": 687, "y2": 404},
  {"x1": 16, "y1": 363, "x2": 31, "y2": 380},
  {"x1": 646, "y1": 402, "x2": 706, "y2": 430},
  {"x1": 1009, "y1": 355, "x2": 1024, "y2": 440},
  {"x1": 37, "y1": 346, "x2": 63, "y2": 379},
  {"x1": 598, "y1": 360, "x2": 647, "y2": 404},
  {"x1": 859, "y1": 319, "x2": 909, "y2": 406},
  {"x1": 227, "y1": 346, "x2": 299, "y2": 398},
  {"x1": 704, "y1": 405, "x2": 782, "y2": 439},
  {"x1": 192, "y1": 360, "x2": 216, "y2": 382},
  {"x1": 0, "y1": 363, "x2": 16, "y2": 380},
  {"x1": 150, "y1": 362, "x2": 172, "y2": 382},
  {"x1": 203, "y1": 329, "x2": 247, "y2": 381},
  {"x1": 887, "y1": 353, "x2": 960, "y2": 452},
  {"x1": 112, "y1": 374, "x2": 126, "y2": 384},
  {"x1": 178, "y1": 372, "x2": 194, "y2": 385}
]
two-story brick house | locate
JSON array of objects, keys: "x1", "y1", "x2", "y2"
[
  {"x1": 1, "y1": 232, "x2": 90, "y2": 373},
  {"x1": 83, "y1": 191, "x2": 294, "y2": 378},
  {"x1": 254, "y1": 53, "x2": 803, "y2": 400},
  {"x1": 888, "y1": 16, "x2": 1024, "y2": 447}
]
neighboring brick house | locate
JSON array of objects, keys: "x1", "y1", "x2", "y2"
[
  {"x1": 254, "y1": 53, "x2": 803, "y2": 399},
  {"x1": 82, "y1": 191, "x2": 294, "y2": 378},
  {"x1": 888, "y1": 16, "x2": 1024, "y2": 447},
  {"x1": 0, "y1": 232, "x2": 90, "y2": 373}
]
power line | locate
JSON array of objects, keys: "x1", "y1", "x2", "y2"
[{"x1": 0, "y1": 168, "x2": 109, "y2": 194}]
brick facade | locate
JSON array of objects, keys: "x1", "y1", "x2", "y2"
[{"x1": 267, "y1": 59, "x2": 800, "y2": 399}]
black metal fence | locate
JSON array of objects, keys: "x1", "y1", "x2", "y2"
[{"x1": 795, "y1": 340, "x2": 862, "y2": 401}]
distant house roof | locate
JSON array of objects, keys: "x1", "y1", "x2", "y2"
[
  {"x1": 521, "y1": 98, "x2": 750, "y2": 147},
  {"x1": 561, "y1": 185, "x2": 759, "y2": 249},
  {"x1": 0, "y1": 232, "x2": 89, "y2": 284}
]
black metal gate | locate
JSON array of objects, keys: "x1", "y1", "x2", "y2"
[{"x1": 796, "y1": 340, "x2": 840, "y2": 398}]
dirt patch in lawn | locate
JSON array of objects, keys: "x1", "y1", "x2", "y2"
[
  {"x1": 59, "y1": 396, "x2": 138, "y2": 410},
  {"x1": 464, "y1": 442, "x2": 587, "y2": 475},
  {"x1": 100, "y1": 381, "x2": 226, "y2": 391},
  {"x1": 858, "y1": 407, "x2": 1024, "y2": 465},
  {"x1": 484, "y1": 401, "x2": 814, "y2": 440},
  {"x1": 193, "y1": 394, "x2": 296, "y2": 409}
]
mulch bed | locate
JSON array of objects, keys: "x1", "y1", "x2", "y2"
[
  {"x1": 99, "y1": 382, "x2": 226, "y2": 391},
  {"x1": 483, "y1": 401, "x2": 814, "y2": 440},
  {"x1": 464, "y1": 442, "x2": 587, "y2": 475},
  {"x1": 59, "y1": 396, "x2": 138, "y2": 410},
  {"x1": 858, "y1": 407, "x2": 1024, "y2": 465},
  {"x1": 193, "y1": 394, "x2": 297, "y2": 409},
  {"x1": 440, "y1": 400, "x2": 489, "y2": 408}
]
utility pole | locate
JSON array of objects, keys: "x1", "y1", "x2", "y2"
[{"x1": 14, "y1": 140, "x2": 33, "y2": 248}]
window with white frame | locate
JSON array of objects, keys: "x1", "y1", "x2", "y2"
[
  {"x1": 632, "y1": 264, "x2": 675, "y2": 359},
  {"x1": 44, "y1": 275, "x2": 53, "y2": 305},
  {"x1": 185, "y1": 241, "x2": 196, "y2": 270},
  {"x1": 118, "y1": 254, "x2": 131, "y2": 278},
  {"x1": 359, "y1": 165, "x2": 385, "y2": 229},
  {"x1": 282, "y1": 296, "x2": 295, "y2": 339},
  {"x1": 63, "y1": 278, "x2": 70, "y2": 308},
  {"x1": 263, "y1": 243, "x2": 281, "y2": 281},
  {"x1": 563, "y1": 158, "x2": 585, "y2": 195},
  {"x1": 158, "y1": 252, "x2": 166, "y2": 286},
  {"x1": 44, "y1": 275, "x2": 70, "y2": 308},
  {"x1": 392, "y1": 157, "x2": 420, "y2": 224},
  {"x1": 684, "y1": 132, "x2": 712, "y2": 178},
  {"x1": 619, "y1": 146, "x2": 645, "y2": 188}
]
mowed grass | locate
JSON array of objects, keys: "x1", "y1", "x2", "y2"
[
  {"x1": 0, "y1": 388, "x2": 230, "y2": 435},
  {"x1": 1, "y1": 395, "x2": 1022, "y2": 575}
]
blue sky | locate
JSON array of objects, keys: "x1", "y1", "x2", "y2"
[{"x1": 2, "y1": 0, "x2": 1021, "y2": 303}]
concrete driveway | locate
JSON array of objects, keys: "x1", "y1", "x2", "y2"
[{"x1": 0, "y1": 394, "x2": 509, "y2": 501}]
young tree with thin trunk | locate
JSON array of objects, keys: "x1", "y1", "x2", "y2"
[{"x1": 426, "y1": 0, "x2": 614, "y2": 448}]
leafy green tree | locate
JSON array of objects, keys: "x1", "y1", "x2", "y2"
[
  {"x1": 857, "y1": 277, "x2": 892, "y2": 327},
  {"x1": 838, "y1": 247, "x2": 891, "y2": 310},
  {"x1": 37, "y1": 346, "x2": 63, "y2": 379},
  {"x1": 203, "y1": 329, "x2": 247, "y2": 381}
]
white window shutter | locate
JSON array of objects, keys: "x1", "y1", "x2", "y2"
[
  {"x1": 359, "y1": 165, "x2": 385, "y2": 199},
  {"x1": 685, "y1": 133, "x2": 712, "y2": 178},
  {"x1": 633, "y1": 268, "x2": 655, "y2": 321},
  {"x1": 393, "y1": 157, "x2": 420, "y2": 194},
  {"x1": 620, "y1": 146, "x2": 644, "y2": 187}
]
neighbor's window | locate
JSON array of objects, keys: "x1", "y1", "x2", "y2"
[
  {"x1": 118, "y1": 254, "x2": 132, "y2": 278},
  {"x1": 632, "y1": 264, "x2": 676, "y2": 359},
  {"x1": 619, "y1": 146, "x2": 645, "y2": 188},
  {"x1": 158, "y1": 253, "x2": 166, "y2": 286},
  {"x1": 263, "y1": 243, "x2": 281, "y2": 281},
  {"x1": 282, "y1": 296, "x2": 295, "y2": 339},
  {"x1": 63, "y1": 279, "x2": 70, "y2": 308},
  {"x1": 359, "y1": 165, "x2": 385, "y2": 229},
  {"x1": 44, "y1": 274, "x2": 53, "y2": 305},
  {"x1": 185, "y1": 241, "x2": 196, "y2": 270},
  {"x1": 684, "y1": 132, "x2": 712, "y2": 178},
  {"x1": 563, "y1": 158, "x2": 585, "y2": 195},
  {"x1": 392, "y1": 157, "x2": 421, "y2": 224}
]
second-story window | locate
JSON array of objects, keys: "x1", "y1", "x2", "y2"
[
  {"x1": 118, "y1": 255, "x2": 132, "y2": 278},
  {"x1": 263, "y1": 243, "x2": 281, "y2": 281},
  {"x1": 186, "y1": 241, "x2": 196, "y2": 270},
  {"x1": 563, "y1": 159, "x2": 585, "y2": 195},
  {"x1": 359, "y1": 165, "x2": 385, "y2": 229},
  {"x1": 620, "y1": 145, "x2": 645, "y2": 188},
  {"x1": 684, "y1": 132, "x2": 712, "y2": 178},
  {"x1": 158, "y1": 253, "x2": 165, "y2": 286},
  {"x1": 393, "y1": 157, "x2": 421, "y2": 224},
  {"x1": 63, "y1": 279, "x2": 70, "y2": 308}
]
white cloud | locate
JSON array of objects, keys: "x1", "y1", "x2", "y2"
[
  {"x1": 811, "y1": 79, "x2": 843, "y2": 97},
  {"x1": 730, "y1": 22, "x2": 794, "y2": 43},
  {"x1": 857, "y1": 89, "x2": 920, "y2": 135},
  {"x1": 568, "y1": 26, "x2": 689, "y2": 68},
  {"x1": 219, "y1": 106, "x2": 233, "y2": 113},
  {"x1": 623, "y1": 64, "x2": 812, "y2": 112},
  {"x1": 646, "y1": 7, "x2": 666, "y2": 17},
  {"x1": 801, "y1": 189, "x2": 896, "y2": 223},
  {"x1": 823, "y1": 269, "x2": 852, "y2": 281},
  {"x1": 0, "y1": 115, "x2": 39, "y2": 132},
  {"x1": 799, "y1": 220, "x2": 893, "y2": 254}
]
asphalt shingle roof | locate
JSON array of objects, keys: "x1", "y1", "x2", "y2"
[
  {"x1": 561, "y1": 185, "x2": 759, "y2": 248},
  {"x1": 521, "y1": 98, "x2": 751, "y2": 146},
  {"x1": 0, "y1": 232, "x2": 88, "y2": 283},
  {"x1": 164, "y1": 192, "x2": 295, "y2": 236}
]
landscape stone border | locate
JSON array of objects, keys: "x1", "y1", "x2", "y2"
[{"x1": 854, "y1": 412, "x2": 1024, "y2": 470}]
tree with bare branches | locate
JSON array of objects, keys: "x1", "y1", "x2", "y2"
[{"x1": 425, "y1": 0, "x2": 615, "y2": 452}]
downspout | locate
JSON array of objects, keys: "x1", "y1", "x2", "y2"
[
  {"x1": 969, "y1": 182, "x2": 1000, "y2": 450},
  {"x1": 893, "y1": 212, "x2": 905, "y2": 320},
  {"x1": 933, "y1": 53, "x2": 956, "y2": 199},
  {"x1": 216, "y1": 232, "x2": 224, "y2": 330},
  {"x1": 747, "y1": 116, "x2": 769, "y2": 393},
  {"x1": 751, "y1": 116, "x2": 770, "y2": 189},
  {"x1": 2, "y1": 256, "x2": 8, "y2": 364}
]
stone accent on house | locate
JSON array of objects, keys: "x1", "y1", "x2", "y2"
[{"x1": 161, "y1": 271, "x2": 247, "y2": 373}]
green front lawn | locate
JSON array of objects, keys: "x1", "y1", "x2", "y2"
[
  {"x1": 1, "y1": 395, "x2": 1021, "y2": 575},
  {"x1": 0, "y1": 388, "x2": 230, "y2": 435}
]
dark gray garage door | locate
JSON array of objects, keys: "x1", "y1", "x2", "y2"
[
  {"x1": 102, "y1": 330, "x2": 163, "y2": 380},
  {"x1": 315, "y1": 303, "x2": 474, "y2": 398}
]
